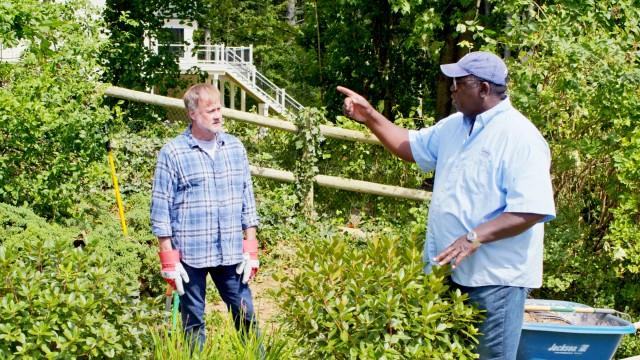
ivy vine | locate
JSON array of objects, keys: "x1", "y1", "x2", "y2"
[{"x1": 292, "y1": 108, "x2": 325, "y2": 211}]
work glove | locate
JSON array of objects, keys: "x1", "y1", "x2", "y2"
[
  {"x1": 236, "y1": 238, "x2": 259, "y2": 284},
  {"x1": 159, "y1": 249, "x2": 190, "y2": 295}
]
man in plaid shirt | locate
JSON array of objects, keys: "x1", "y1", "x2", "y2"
[{"x1": 151, "y1": 83, "x2": 260, "y2": 349}]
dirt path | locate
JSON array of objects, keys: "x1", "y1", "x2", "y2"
[
  {"x1": 205, "y1": 270, "x2": 282, "y2": 327},
  {"x1": 205, "y1": 242, "x2": 298, "y2": 328}
]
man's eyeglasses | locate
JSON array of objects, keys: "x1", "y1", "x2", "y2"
[{"x1": 451, "y1": 77, "x2": 481, "y2": 91}]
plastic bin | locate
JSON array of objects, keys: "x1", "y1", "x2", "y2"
[{"x1": 517, "y1": 299, "x2": 636, "y2": 360}]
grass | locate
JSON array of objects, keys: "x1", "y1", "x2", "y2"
[{"x1": 150, "y1": 311, "x2": 293, "y2": 359}]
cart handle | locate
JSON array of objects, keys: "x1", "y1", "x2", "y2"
[{"x1": 525, "y1": 305, "x2": 616, "y2": 314}]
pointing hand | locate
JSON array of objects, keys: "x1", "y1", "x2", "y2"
[{"x1": 337, "y1": 86, "x2": 374, "y2": 125}]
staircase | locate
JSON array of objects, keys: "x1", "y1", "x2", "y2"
[{"x1": 166, "y1": 44, "x2": 303, "y2": 115}]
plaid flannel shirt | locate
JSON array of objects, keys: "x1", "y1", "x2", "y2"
[{"x1": 151, "y1": 127, "x2": 259, "y2": 268}]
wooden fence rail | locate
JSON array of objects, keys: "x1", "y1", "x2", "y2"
[{"x1": 104, "y1": 86, "x2": 431, "y2": 202}]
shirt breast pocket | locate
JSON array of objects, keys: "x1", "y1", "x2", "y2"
[
  {"x1": 177, "y1": 172, "x2": 205, "y2": 191},
  {"x1": 463, "y1": 148, "x2": 494, "y2": 195},
  {"x1": 175, "y1": 172, "x2": 206, "y2": 206}
]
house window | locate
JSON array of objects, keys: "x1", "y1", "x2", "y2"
[{"x1": 159, "y1": 28, "x2": 185, "y2": 58}]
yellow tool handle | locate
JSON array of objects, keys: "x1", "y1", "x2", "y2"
[{"x1": 106, "y1": 141, "x2": 128, "y2": 236}]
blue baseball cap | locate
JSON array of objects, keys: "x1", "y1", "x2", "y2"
[{"x1": 440, "y1": 51, "x2": 508, "y2": 85}]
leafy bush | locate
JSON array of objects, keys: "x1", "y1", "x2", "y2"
[
  {"x1": 480, "y1": 2, "x2": 640, "y2": 356},
  {"x1": 491, "y1": 0, "x2": 640, "y2": 325},
  {"x1": 276, "y1": 229, "x2": 482, "y2": 359},
  {"x1": 0, "y1": 0, "x2": 113, "y2": 220},
  {"x1": 0, "y1": 203, "x2": 161, "y2": 358},
  {"x1": 109, "y1": 131, "x2": 169, "y2": 196},
  {"x1": 85, "y1": 193, "x2": 164, "y2": 298}
]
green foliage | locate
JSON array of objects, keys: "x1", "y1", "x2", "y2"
[
  {"x1": 492, "y1": 0, "x2": 640, "y2": 303},
  {"x1": 314, "y1": 113, "x2": 428, "y2": 221},
  {"x1": 276, "y1": 229, "x2": 481, "y2": 359},
  {"x1": 0, "y1": 0, "x2": 112, "y2": 220},
  {"x1": 0, "y1": 203, "x2": 161, "y2": 358},
  {"x1": 100, "y1": 0, "x2": 203, "y2": 93},
  {"x1": 292, "y1": 108, "x2": 325, "y2": 207},
  {"x1": 100, "y1": 0, "x2": 207, "y2": 132},
  {"x1": 225, "y1": 106, "x2": 428, "y2": 225},
  {"x1": 110, "y1": 131, "x2": 168, "y2": 195},
  {"x1": 150, "y1": 311, "x2": 292, "y2": 359},
  {"x1": 5, "y1": 0, "x2": 640, "y2": 357},
  {"x1": 478, "y1": 1, "x2": 640, "y2": 355},
  {"x1": 253, "y1": 180, "x2": 299, "y2": 250},
  {"x1": 194, "y1": 0, "x2": 321, "y2": 107},
  {"x1": 303, "y1": 0, "x2": 444, "y2": 118},
  {"x1": 85, "y1": 192, "x2": 165, "y2": 298}
]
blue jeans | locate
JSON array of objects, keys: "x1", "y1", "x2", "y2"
[
  {"x1": 180, "y1": 262, "x2": 258, "y2": 348},
  {"x1": 452, "y1": 282, "x2": 527, "y2": 360}
]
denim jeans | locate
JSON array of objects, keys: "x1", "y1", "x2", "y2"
[
  {"x1": 452, "y1": 281, "x2": 527, "y2": 360},
  {"x1": 180, "y1": 262, "x2": 258, "y2": 349}
]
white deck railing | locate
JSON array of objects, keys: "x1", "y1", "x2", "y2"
[{"x1": 159, "y1": 43, "x2": 303, "y2": 115}]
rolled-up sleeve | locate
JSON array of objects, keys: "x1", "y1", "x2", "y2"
[
  {"x1": 240, "y1": 150, "x2": 259, "y2": 230},
  {"x1": 503, "y1": 135, "x2": 556, "y2": 222},
  {"x1": 151, "y1": 147, "x2": 176, "y2": 237}
]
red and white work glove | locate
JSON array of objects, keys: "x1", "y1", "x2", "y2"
[
  {"x1": 235, "y1": 239, "x2": 259, "y2": 284},
  {"x1": 159, "y1": 249, "x2": 190, "y2": 295}
]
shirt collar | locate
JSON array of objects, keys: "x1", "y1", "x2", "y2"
[
  {"x1": 183, "y1": 125, "x2": 226, "y2": 148},
  {"x1": 475, "y1": 97, "x2": 512, "y2": 127}
]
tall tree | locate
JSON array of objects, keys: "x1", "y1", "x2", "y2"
[
  {"x1": 101, "y1": 0, "x2": 204, "y2": 93},
  {"x1": 100, "y1": 0, "x2": 207, "y2": 131},
  {"x1": 300, "y1": 0, "x2": 487, "y2": 121}
]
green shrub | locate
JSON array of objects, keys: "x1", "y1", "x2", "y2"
[
  {"x1": 0, "y1": 203, "x2": 161, "y2": 358},
  {"x1": 85, "y1": 192, "x2": 165, "y2": 298},
  {"x1": 618, "y1": 325, "x2": 640, "y2": 360},
  {"x1": 254, "y1": 180, "x2": 300, "y2": 249},
  {"x1": 496, "y1": 0, "x2": 640, "y2": 313},
  {"x1": 276, "y1": 230, "x2": 482, "y2": 359},
  {"x1": 0, "y1": 0, "x2": 114, "y2": 220}
]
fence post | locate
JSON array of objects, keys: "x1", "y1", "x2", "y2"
[
  {"x1": 304, "y1": 111, "x2": 315, "y2": 217},
  {"x1": 304, "y1": 185, "x2": 314, "y2": 218}
]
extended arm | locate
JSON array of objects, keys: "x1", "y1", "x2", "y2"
[{"x1": 337, "y1": 86, "x2": 414, "y2": 162}]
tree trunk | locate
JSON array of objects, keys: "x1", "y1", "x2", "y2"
[
  {"x1": 434, "y1": 4, "x2": 478, "y2": 121},
  {"x1": 287, "y1": 0, "x2": 297, "y2": 25},
  {"x1": 313, "y1": 0, "x2": 323, "y2": 101},
  {"x1": 435, "y1": 33, "x2": 456, "y2": 121},
  {"x1": 372, "y1": 2, "x2": 393, "y2": 120}
]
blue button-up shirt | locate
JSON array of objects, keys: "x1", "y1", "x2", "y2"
[
  {"x1": 409, "y1": 99, "x2": 555, "y2": 288},
  {"x1": 151, "y1": 127, "x2": 259, "y2": 268}
]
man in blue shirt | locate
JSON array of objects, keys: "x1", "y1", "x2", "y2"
[
  {"x1": 338, "y1": 51, "x2": 555, "y2": 359},
  {"x1": 151, "y1": 84, "x2": 260, "y2": 349}
]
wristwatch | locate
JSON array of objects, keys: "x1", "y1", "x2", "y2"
[{"x1": 466, "y1": 230, "x2": 481, "y2": 248}]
